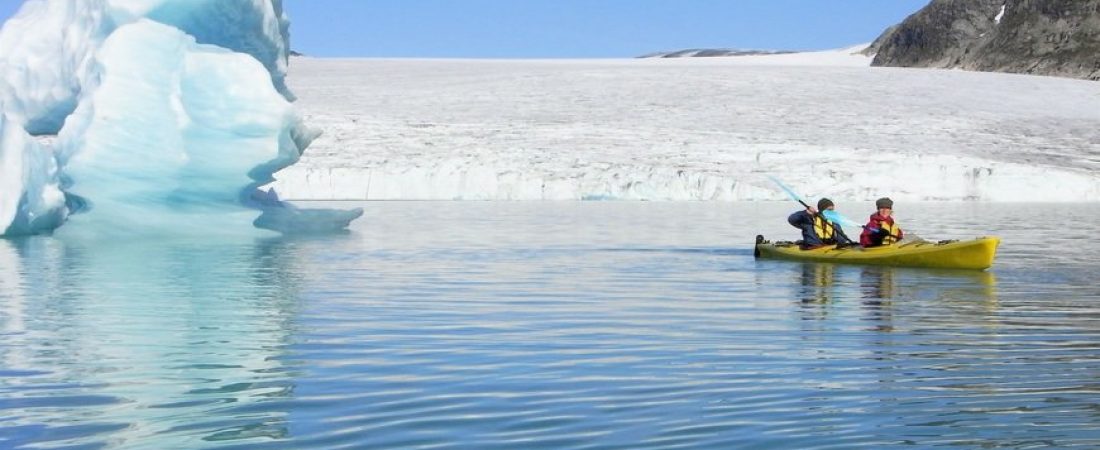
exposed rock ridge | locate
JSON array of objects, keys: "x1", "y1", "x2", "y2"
[{"x1": 870, "y1": 0, "x2": 1100, "y2": 81}]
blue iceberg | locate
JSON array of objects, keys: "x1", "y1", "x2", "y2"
[
  {"x1": 0, "y1": 113, "x2": 67, "y2": 236},
  {"x1": 0, "y1": 0, "x2": 360, "y2": 237}
]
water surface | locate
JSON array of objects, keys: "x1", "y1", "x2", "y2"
[{"x1": 2, "y1": 202, "x2": 1098, "y2": 449}]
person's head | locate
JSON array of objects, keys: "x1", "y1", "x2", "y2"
[
  {"x1": 817, "y1": 198, "x2": 834, "y2": 211},
  {"x1": 875, "y1": 197, "x2": 893, "y2": 217}
]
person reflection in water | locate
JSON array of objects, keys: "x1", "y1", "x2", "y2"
[
  {"x1": 800, "y1": 263, "x2": 835, "y2": 304},
  {"x1": 861, "y1": 267, "x2": 896, "y2": 332}
]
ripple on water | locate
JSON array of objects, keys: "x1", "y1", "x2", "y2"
[{"x1": 3, "y1": 203, "x2": 1100, "y2": 448}]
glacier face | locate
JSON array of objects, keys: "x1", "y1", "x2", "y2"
[
  {"x1": 0, "y1": 0, "x2": 360, "y2": 237},
  {"x1": 272, "y1": 56, "x2": 1100, "y2": 202}
]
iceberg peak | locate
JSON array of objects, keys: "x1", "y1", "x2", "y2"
[
  {"x1": 0, "y1": 0, "x2": 296, "y2": 137},
  {"x1": 0, "y1": 0, "x2": 361, "y2": 237}
]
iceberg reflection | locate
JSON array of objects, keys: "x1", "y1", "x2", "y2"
[{"x1": 0, "y1": 234, "x2": 319, "y2": 447}]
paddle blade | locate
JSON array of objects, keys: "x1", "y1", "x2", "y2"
[
  {"x1": 767, "y1": 175, "x2": 806, "y2": 205},
  {"x1": 821, "y1": 209, "x2": 862, "y2": 228}
]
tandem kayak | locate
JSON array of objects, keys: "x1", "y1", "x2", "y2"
[{"x1": 754, "y1": 235, "x2": 1001, "y2": 271}]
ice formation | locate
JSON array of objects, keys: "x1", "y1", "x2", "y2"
[
  {"x1": 0, "y1": 0, "x2": 361, "y2": 237},
  {"x1": 0, "y1": 0, "x2": 293, "y2": 135},
  {"x1": 271, "y1": 56, "x2": 1100, "y2": 202},
  {"x1": 0, "y1": 114, "x2": 66, "y2": 236}
]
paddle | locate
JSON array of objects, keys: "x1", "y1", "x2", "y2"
[
  {"x1": 767, "y1": 176, "x2": 855, "y2": 244},
  {"x1": 767, "y1": 175, "x2": 815, "y2": 212}
]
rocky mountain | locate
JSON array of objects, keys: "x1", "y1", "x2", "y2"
[{"x1": 869, "y1": 0, "x2": 1100, "y2": 81}]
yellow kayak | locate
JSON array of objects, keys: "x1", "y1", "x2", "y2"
[{"x1": 754, "y1": 235, "x2": 1000, "y2": 271}]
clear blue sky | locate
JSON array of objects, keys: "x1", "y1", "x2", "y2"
[{"x1": 0, "y1": 0, "x2": 930, "y2": 58}]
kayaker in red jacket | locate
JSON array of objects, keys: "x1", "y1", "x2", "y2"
[{"x1": 860, "y1": 197, "x2": 903, "y2": 247}]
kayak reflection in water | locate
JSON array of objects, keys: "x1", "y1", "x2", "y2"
[
  {"x1": 787, "y1": 198, "x2": 852, "y2": 249},
  {"x1": 800, "y1": 263, "x2": 836, "y2": 304},
  {"x1": 860, "y1": 197, "x2": 904, "y2": 248}
]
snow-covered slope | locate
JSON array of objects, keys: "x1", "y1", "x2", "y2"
[
  {"x1": 642, "y1": 44, "x2": 874, "y2": 67},
  {"x1": 272, "y1": 53, "x2": 1100, "y2": 202}
]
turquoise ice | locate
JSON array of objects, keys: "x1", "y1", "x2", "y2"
[{"x1": 0, "y1": 0, "x2": 360, "y2": 237}]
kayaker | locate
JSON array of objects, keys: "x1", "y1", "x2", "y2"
[
  {"x1": 787, "y1": 198, "x2": 851, "y2": 249},
  {"x1": 860, "y1": 197, "x2": 904, "y2": 247}
]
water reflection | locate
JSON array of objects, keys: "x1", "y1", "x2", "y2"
[
  {"x1": 0, "y1": 239, "x2": 27, "y2": 370},
  {"x1": 3, "y1": 202, "x2": 1099, "y2": 449},
  {"x1": 860, "y1": 267, "x2": 896, "y2": 332},
  {"x1": 860, "y1": 266, "x2": 895, "y2": 301},
  {"x1": 798, "y1": 263, "x2": 836, "y2": 304},
  {"x1": 794, "y1": 262, "x2": 999, "y2": 329},
  {"x1": 0, "y1": 234, "x2": 319, "y2": 448}
]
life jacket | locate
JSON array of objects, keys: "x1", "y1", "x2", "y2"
[
  {"x1": 878, "y1": 219, "x2": 901, "y2": 245},
  {"x1": 812, "y1": 215, "x2": 835, "y2": 242}
]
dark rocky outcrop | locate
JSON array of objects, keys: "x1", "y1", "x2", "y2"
[{"x1": 870, "y1": 0, "x2": 1100, "y2": 81}]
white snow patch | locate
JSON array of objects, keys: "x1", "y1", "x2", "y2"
[
  {"x1": 694, "y1": 44, "x2": 874, "y2": 67},
  {"x1": 995, "y1": 4, "x2": 1006, "y2": 24},
  {"x1": 647, "y1": 44, "x2": 872, "y2": 66}
]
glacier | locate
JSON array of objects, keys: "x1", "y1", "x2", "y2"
[
  {"x1": 0, "y1": 0, "x2": 360, "y2": 237},
  {"x1": 271, "y1": 53, "x2": 1100, "y2": 202}
]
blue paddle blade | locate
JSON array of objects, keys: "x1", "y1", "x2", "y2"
[
  {"x1": 767, "y1": 175, "x2": 806, "y2": 204},
  {"x1": 821, "y1": 209, "x2": 862, "y2": 228}
]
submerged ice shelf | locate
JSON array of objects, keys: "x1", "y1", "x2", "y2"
[{"x1": 271, "y1": 57, "x2": 1100, "y2": 202}]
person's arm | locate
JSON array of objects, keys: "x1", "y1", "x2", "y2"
[
  {"x1": 787, "y1": 210, "x2": 810, "y2": 228},
  {"x1": 860, "y1": 218, "x2": 875, "y2": 247}
]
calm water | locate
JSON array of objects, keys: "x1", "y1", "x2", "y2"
[{"x1": 2, "y1": 202, "x2": 1099, "y2": 449}]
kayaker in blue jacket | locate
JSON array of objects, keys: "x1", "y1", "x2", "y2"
[{"x1": 788, "y1": 198, "x2": 851, "y2": 248}]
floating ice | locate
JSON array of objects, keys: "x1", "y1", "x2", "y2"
[
  {"x1": 0, "y1": 0, "x2": 360, "y2": 237},
  {"x1": 0, "y1": 114, "x2": 66, "y2": 236},
  {"x1": 0, "y1": 0, "x2": 293, "y2": 135},
  {"x1": 59, "y1": 21, "x2": 282, "y2": 235}
]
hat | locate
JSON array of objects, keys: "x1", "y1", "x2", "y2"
[
  {"x1": 817, "y1": 198, "x2": 834, "y2": 211},
  {"x1": 875, "y1": 197, "x2": 893, "y2": 209}
]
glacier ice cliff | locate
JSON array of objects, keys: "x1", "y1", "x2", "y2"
[
  {"x1": 271, "y1": 58, "x2": 1100, "y2": 203},
  {"x1": 0, "y1": 0, "x2": 361, "y2": 237}
]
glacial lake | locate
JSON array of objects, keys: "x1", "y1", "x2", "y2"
[{"x1": 2, "y1": 202, "x2": 1099, "y2": 449}]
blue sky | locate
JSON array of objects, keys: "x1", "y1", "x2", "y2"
[{"x1": 0, "y1": 1, "x2": 930, "y2": 58}]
